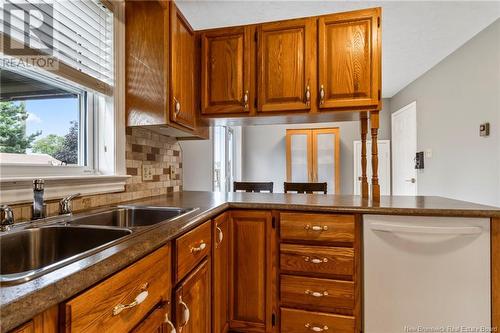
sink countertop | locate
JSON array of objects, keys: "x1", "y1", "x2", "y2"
[{"x1": 1, "y1": 191, "x2": 499, "y2": 332}]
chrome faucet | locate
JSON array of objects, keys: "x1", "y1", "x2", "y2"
[
  {"x1": 32, "y1": 179, "x2": 46, "y2": 220},
  {"x1": 60, "y1": 193, "x2": 81, "y2": 215},
  {"x1": 0, "y1": 205, "x2": 14, "y2": 231}
]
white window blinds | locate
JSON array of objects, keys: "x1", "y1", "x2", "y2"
[{"x1": 1, "y1": 0, "x2": 114, "y2": 95}]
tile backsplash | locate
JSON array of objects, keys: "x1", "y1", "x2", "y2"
[{"x1": 10, "y1": 127, "x2": 182, "y2": 222}]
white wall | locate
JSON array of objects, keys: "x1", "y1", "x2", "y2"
[
  {"x1": 390, "y1": 19, "x2": 500, "y2": 207},
  {"x1": 240, "y1": 100, "x2": 391, "y2": 194},
  {"x1": 179, "y1": 128, "x2": 213, "y2": 191}
]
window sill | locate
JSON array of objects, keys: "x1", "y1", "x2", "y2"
[{"x1": 0, "y1": 175, "x2": 130, "y2": 205}]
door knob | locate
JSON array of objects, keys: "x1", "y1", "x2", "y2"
[{"x1": 405, "y1": 178, "x2": 416, "y2": 183}]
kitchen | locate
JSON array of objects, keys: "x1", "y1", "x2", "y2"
[{"x1": 0, "y1": 1, "x2": 499, "y2": 333}]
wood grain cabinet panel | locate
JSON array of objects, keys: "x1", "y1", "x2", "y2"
[
  {"x1": 125, "y1": 0, "x2": 167, "y2": 126},
  {"x1": 280, "y1": 244, "x2": 354, "y2": 278},
  {"x1": 62, "y1": 246, "x2": 171, "y2": 333},
  {"x1": 174, "y1": 259, "x2": 211, "y2": 333},
  {"x1": 281, "y1": 308, "x2": 355, "y2": 333},
  {"x1": 175, "y1": 221, "x2": 212, "y2": 283},
  {"x1": 229, "y1": 210, "x2": 276, "y2": 332},
  {"x1": 257, "y1": 18, "x2": 316, "y2": 112},
  {"x1": 213, "y1": 213, "x2": 230, "y2": 333},
  {"x1": 170, "y1": 3, "x2": 196, "y2": 129},
  {"x1": 280, "y1": 212, "x2": 355, "y2": 245},
  {"x1": 318, "y1": 8, "x2": 381, "y2": 109},
  {"x1": 201, "y1": 27, "x2": 252, "y2": 115},
  {"x1": 130, "y1": 302, "x2": 173, "y2": 333},
  {"x1": 280, "y1": 275, "x2": 354, "y2": 314}
]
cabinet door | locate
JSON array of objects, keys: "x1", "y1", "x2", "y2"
[
  {"x1": 257, "y1": 18, "x2": 315, "y2": 112},
  {"x1": 170, "y1": 3, "x2": 196, "y2": 129},
  {"x1": 229, "y1": 210, "x2": 276, "y2": 332},
  {"x1": 130, "y1": 303, "x2": 175, "y2": 333},
  {"x1": 175, "y1": 259, "x2": 211, "y2": 333},
  {"x1": 318, "y1": 8, "x2": 381, "y2": 109},
  {"x1": 126, "y1": 1, "x2": 167, "y2": 126},
  {"x1": 286, "y1": 129, "x2": 313, "y2": 183},
  {"x1": 201, "y1": 27, "x2": 252, "y2": 115},
  {"x1": 213, "y1": 213, "x2": 230, "y2": 333},
  {"x1": 312, "y1": 128, "x2": 340, "y2": 194}
]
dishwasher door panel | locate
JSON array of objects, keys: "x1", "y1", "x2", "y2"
[{"x1": 363, "y1": 215, "x2": 490, "y2": 333}]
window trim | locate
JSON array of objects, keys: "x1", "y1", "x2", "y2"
[{"x1": 0, "y1": 0, "x2": 127, "y2": 205}]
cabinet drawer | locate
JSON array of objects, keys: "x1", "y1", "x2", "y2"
[
  {"x1": 62, "y1": 246, "x2": 170, "y2": 333},
  {"x1": 280, "y1": 244, "x2": 354, "y2": 278},
  {"x1": 280, "y1": 213, "x2": 355, "y2": 245},
  {"x1": 281, "y1": 307, "x2": 355, "y2": 333},
  {"x1": 281, "y1": 275, "x2": 354, "y2": 313},
  {"x1": 175, "y1": 221, "x2": 211, "y2": 282}
]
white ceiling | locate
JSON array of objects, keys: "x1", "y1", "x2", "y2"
[{"x1": 176, "y1": 1, "x2": 500, "y2": 98}]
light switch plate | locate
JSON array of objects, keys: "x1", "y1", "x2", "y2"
[
  {"x1": 480, "y1": 123, "x2": 490, "y2": 137},
  {"x1": 142, "y1": 164, "x2": 153, "y2": 181}
]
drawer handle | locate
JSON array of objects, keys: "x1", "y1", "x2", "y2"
[
  {"x1": 112, "y1": 283, "x2": 149, "y2": 316},
  {"x1": 305, "y1": 290, "x2": 329, "y2": 297},
  {"x1": 190, "y1": 241, "x2": 207, "y2": 253},
  {"x1": 305, "y1": 225, "x2": 328, "y2": 232},
  {"x1": 164, "y1": 313, "x2": 176, "y2": 333},
  {"x1": 304, "y1": 256, "x2": 328, "y2": 264},
  {"x1": 305, "y1": 323, "x2": 329, "y2": 332},
  {"x1": 216, "y1": 226, "x2": 223, "y2": 246},
  {"x1": 179, "y1": 296, "x2": 190, "y2": 329}
]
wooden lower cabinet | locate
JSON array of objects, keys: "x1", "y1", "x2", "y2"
[
  {"x1": 213, "y1": 213, "x2": 230, "y2": 333},
  {"x1": 61, "y1": 246, "x2": 171, "y2": 333},
  {"x1": 9, "y1": 306, "x2": 58, "y2": 333},
  {"x1": 229, "y1": 210, "x2": 277, "y2": 332},
  {"x1": 278, "y1": 212, "x2": 361, "y2": 333},
  {"x1": 130, "y1": 302, "x2": 175, "y2": 333},
  {"x1": 281, "y1": 308, "x2": 355, "y2": 333},
  {"x1": 174, "y1": 259, "x2": 211, "y2": 333}
]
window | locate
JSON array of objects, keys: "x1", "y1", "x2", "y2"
[
  {"x1": 213, "y1": 126, "x2": 236, "y2": 192},
  {"x1": 0, "y1": 0, "x2": 115, "y2": 178}
]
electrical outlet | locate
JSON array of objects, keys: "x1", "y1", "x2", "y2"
[
  {"x1": 142, "y1": 164, "x2": 153, "y2": 181},
  {"x1": 169, "y1": 166, "x2": 176, "y2": 180}
]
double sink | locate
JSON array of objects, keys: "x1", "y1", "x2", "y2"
[{"x1": 0, "y1": 206, "x2": 197, "y2": 285}]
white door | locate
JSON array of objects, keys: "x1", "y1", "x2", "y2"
[
  {"x1": 353, "y1": 140, "x2": 391, "y2": 196},
  {"x1": 392, "y1": 101, "x2": 417, "y2": 195}
]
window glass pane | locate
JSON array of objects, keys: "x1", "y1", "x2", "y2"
[
  {"x1": 0, "y1": 68, "x2": 83, "y2": 166},
  {"x1": 290, "y1": 134, "x2": 309, "y2": 182},
  {"x1": 316, "y1": 132, "x2": 336, "y2": 194}
]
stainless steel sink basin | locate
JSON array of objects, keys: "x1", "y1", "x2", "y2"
[
  {"x1": 0, "y1": 226, "x2": 132, "y2": 284},
  {"x1": 0, "y1": 205, "x2": 197, "y2": 285},
  {"x1": 69, "y1": 206, "x2": 196, "y2": 228}
]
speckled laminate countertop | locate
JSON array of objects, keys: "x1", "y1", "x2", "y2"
[{"x1": 1, "y1": 191, "x2": 499, "y2": 332}]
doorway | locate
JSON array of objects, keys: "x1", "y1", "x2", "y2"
[{"x1": 391, "y1": 101, "x2": 417, "y2": 195}]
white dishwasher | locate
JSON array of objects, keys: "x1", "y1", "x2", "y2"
[{"x1": 363, "y1": 215, "x2": 491, "y2": 333}]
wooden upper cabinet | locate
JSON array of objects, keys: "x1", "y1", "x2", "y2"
[
  {"x1": 170, "y1": 3, "x2": 196, "y2": 130},
  {"x1": 126, "y1": 0, "x2": 167, "y2": 126},
  {"x1": 201, "y1": 27, "x2": 252, "y2": 115},
  {"x1": 257, "y1": 18, "x2": 316, "y2": 112},
  {"x1": 318, "y1": 8, "x2": 381, "y2": 109}
]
